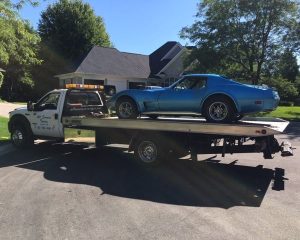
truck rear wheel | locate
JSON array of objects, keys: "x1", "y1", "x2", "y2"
[
  {"x1": 134, "y1": 137, "x2": 164, "y2": 166},
  {"x1": 11, "y1": 124, "x2": 34, "y2": 148}
]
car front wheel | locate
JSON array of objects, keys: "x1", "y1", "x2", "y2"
[
  {"x1": 204, "y1": 97, "x2": 235, "y2": 123},
  {"x1": 116, "y1": 98, "x2": 138, "y2": 119}
]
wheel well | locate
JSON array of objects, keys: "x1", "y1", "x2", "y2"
[
  {"x1": 116, "y1": 96, "x2": 139, "y2": 111},
  {"x1": 9, "y1": 115, "x2": 31, "y2": 133},
  {"x1": 202, "y1": 94, "x2": 238, "y2": 113}
]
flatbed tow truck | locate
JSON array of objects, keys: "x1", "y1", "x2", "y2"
[{"x1": 8, "y1": 85, "x2": 293, "y2": 165}]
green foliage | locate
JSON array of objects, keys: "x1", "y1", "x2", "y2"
[
  {"x1": 38, "y1": 0, "x2": 111, "y2": 60},
  {"x1": 32, "y1": 0, "x2": 112, "y2": 97},
  {"x1": 279, "y1": 101, "x2": 294, "y2": 106},
  {"x1": 0, "y1": 1, "x2": 41, "y2": 101},
  {"x1": 261, "y1": 77, "x2": 299, "y2": 101},
  {"x1": 0, "y1": 72, "x2": 3, "y2": 89},
  {"x1": 277, "y1": 50, "x2": 299, "y2": 82},
  {"x1": 181, "y1": 0, "x2": 299, "y2": 84}
]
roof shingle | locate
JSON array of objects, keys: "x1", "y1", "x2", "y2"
[{"x1": 73, "y1": 41, "x2": 183, "y2": 78}]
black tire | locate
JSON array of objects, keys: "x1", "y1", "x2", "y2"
[
  {"x1": 11, "y1": 124, "x2": 34, "y2": 148},
  {"x1": 134, "y1": 137, "x2": 164, "y2": 166},
  {"x1": 203, "y1": 96, "x2": 235, "y2": 123},
  {"x1": 116, "y1": 97, "x2": 138, "y2": 119},
  {"x1": 235, "y1": 114, "x2": 244, "y2": 122}
]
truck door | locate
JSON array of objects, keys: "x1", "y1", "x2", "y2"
[{"x1": 30, "y1": 91, "x2": 64, "y2": 138}]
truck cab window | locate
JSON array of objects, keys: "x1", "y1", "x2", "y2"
[
  {"x1": 67, "y1": 92, "x2": 102, "y2": 106},
  {"x1": 36, "y1": 92, "x2": 61, "y2": 110}
]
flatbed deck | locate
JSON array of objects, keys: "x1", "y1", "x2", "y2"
[{"x1": 62, "y1": 116, "x2": 289, "y2": 137}]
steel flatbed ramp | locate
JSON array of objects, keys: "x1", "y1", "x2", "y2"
[{"x1": 62, "y1": 116, "x2": 289, "y2": 137}]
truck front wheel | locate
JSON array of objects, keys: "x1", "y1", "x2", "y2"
[
  {"x1": 134, "y1": 138, "x2": 164, "y2": 166},
  {"x1": 11, "y1": 125, "x2": 34, "y2": 148}
]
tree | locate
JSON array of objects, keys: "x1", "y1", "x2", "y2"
[
  {"x1": 38, "y1": 0, "x2": 111, "y2": 60},
  {"x1": 0, "y1": 2, "x2": 41, "y2": 101},
  {"x1": 181, "y1": 0, "x2": 299, "y2": 84},
  {"x1": 33, "y1": 0, "x2": 111, "y2": 95},
  {"x1": 277, "y1": 49, "x2": 299, "y2": 82}
]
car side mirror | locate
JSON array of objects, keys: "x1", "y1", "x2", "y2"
[{"x1": 27, "y1": 101, "x2": 34, "y2": 111}]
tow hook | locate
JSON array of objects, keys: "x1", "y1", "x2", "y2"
[{"x1": 281, "y1": 141, "x2": 293, "y2": 157}]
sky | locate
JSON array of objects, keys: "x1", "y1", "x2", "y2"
[{"x1": 18, "y1": 0, "x2": 199, "y2": 55}]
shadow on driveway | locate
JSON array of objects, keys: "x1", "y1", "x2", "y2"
[
  {"x1": 282, "y1": 122, "x2": 300, "y2": 140},
  {"x1": 0, "y1": 142, "x2": 286, "y2": 209}
]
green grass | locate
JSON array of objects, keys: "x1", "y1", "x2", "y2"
[
  {"x1": 0, "y1": 117, "x2": 10, "y2": 142},
  {"x1": 254, "y1": 106, "x2": 300, "y2": 121},
  {"x1": 64, "y1": 128, "x2": 95, "y2": 138}
]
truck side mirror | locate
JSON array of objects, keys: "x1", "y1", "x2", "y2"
[{"x1": 27, "y1": 101, "x2": 34, "y2": 111}]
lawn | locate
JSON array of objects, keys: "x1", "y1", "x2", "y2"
[
  {"x1": 0, "y1": 117, "x2": 10, "y2": 142},
  {"x1": 255, "y1": 106, "x2": 300, "y2": 121},
  {"x1": 64, "y1": 128, "x2": 95, "y2": 138}
]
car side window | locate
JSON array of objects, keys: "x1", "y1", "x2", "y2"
[
  {"x1": 35, "y1": 92, "x2": 61, "y2": 110},
  {"x1": 174, "y1": 77, "x2": 207, "y2": 90}
]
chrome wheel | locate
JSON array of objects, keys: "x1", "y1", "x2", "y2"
[
  {"x1": 118, "y1": 101, "x2": 134, "y2": 118},
  {"x1": 208, "y1": 102, "x2": 228, "y2": 121},
  {"x1": 12, "y1": 129, "x2": 24, "y2": 146},
  {"x1": 137, "y1": 141, "x2": 158, "y2": 163}
]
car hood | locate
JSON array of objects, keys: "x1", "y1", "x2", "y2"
[{"x1": 108, "y1": 88, "x2": 167, "y2": 103}]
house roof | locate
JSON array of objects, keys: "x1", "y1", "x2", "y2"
[
  {"x1": 60, "y1": 41, "x2": 184, "y2": 79},
  {"x1": 75, "y1": 46, "x2": 151, "y2": 78},
  {"x1": 149, "y1": 41, "x2": 184, "y2": 76}
]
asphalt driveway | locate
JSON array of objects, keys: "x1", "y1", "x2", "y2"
[{"x1": 0, "y1": 124, "x2": 299, "y2": 240}]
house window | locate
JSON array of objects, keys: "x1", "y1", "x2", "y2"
[
  {"x1": 84, "y1": 79, "x2": 104, "y2": 85},
  {"x1": 128, "y1": 82, "x2": 146, "y2": 89}
]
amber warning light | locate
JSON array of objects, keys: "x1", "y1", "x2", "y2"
[{"x1": 66, "y1": 84, "x2": 104, "y2": 90}]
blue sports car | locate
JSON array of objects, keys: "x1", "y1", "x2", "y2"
[{"x1": 107, "y1": 74, "x2": 280, "y2": 123}]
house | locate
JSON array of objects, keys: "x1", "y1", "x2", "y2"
[{"x1": 56, "y1": 41, "x2": 188, "y2": 92}]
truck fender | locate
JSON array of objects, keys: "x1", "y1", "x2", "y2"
[{"x1": 8, "y1": 114, "x2": 32, "y2": 133}]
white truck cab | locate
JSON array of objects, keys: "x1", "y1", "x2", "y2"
[{"x1": 8, "y1": 86, "x2": 107, "y2": 148}]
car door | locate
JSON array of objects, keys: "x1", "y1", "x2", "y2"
[
  {"x1": 30, "y1": 92, "x2": 64, "y2": 138},
  {"x1": 158, "y1": 76, "x2": 207, "y2": 112}
]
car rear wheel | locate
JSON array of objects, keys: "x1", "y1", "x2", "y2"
[
  {"x1": 204, "y1": 96, "x2": 235, "y2": 123},
  {"x1": 116, "y1": 98, "x2": 138, "y2": 119}
]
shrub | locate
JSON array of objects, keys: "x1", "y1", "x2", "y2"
[
  {"x1": 294, "y1": 98, "x2": 300, "y2": 106},
  {"x1": 261, "y1": 77, "x2": 298, "y2": 101},
  {"x1": 279, "y1": 101, "x2": 294, "y2": 106}
]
